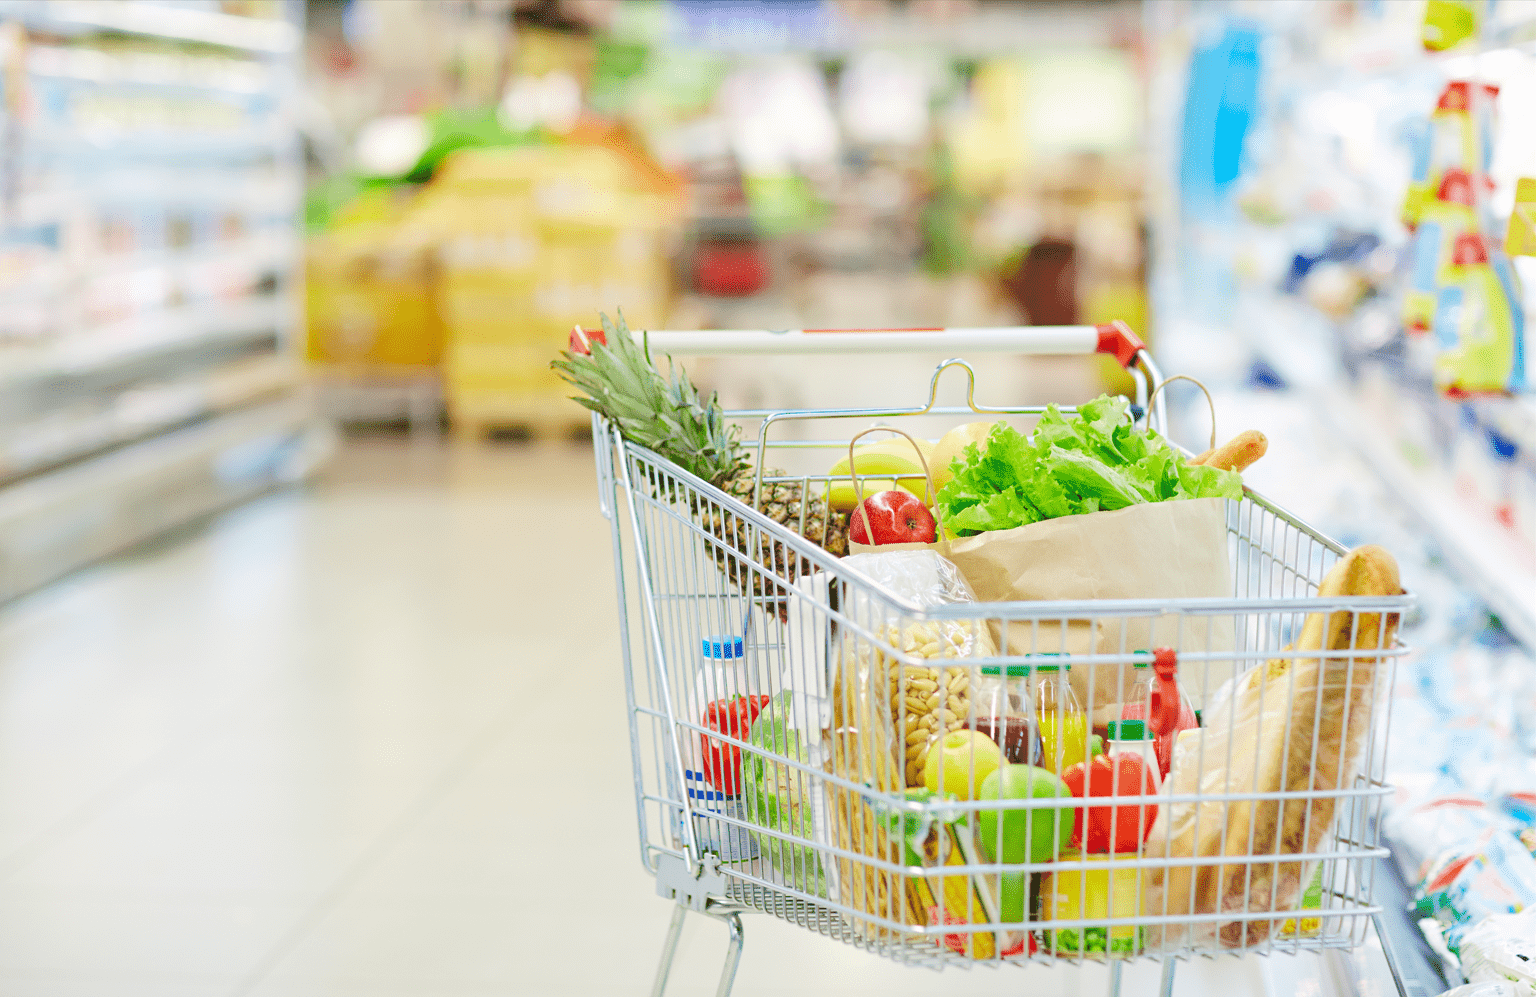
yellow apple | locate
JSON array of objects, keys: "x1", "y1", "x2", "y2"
[
  {"x1": 931, "y1": 421, "x2": 1000, "y2": 490},
  {"x1": 923, "y1": 728, "x2": 1003, "y2": 800}
]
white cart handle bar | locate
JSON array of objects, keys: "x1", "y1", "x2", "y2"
[
  {"x1": 643, "y1": 322, "x2": 1137, "y2": 359},
  {"x1": 640, "y1": 320, "x2": 1164, "y2": 427}
]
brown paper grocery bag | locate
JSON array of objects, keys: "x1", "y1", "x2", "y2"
[{"x1": 852, "y1": 498, "x2": 1234, "y2": 713}]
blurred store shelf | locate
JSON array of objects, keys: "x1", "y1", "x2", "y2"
[
  {"x1": 0, "y1": 395, "x2": 328, "y2": 606},
  {"x1": 0, "y1": 296, "x2": 292, "y2": 392},
  {"x1": 1, "y1": 352, "x2": 302, "y2": 485},
  {"x1": 1326, "y1": 389, "x2": 1536, "y2": 652},
  {"x1": 4, "y1": 0, "x2": 300, "y2": 53},
  {"x1": 0, "y1": 2, "x2": 320, "y2": 604}
]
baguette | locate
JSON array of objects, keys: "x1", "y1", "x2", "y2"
[
  {"x1": 1144, "y1": 545, "x2": 1402, "y2": 950},
  {"x1": 1190, "y1": 430, "x2": 1268, "y2": 473}
]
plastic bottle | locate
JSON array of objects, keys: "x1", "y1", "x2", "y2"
[
  {"x1": 972, "y1": 664, "x2": 1043, "y2": 765},
  {"x1": 1433, "y1": 233, "x2": 1522, "y2": 397},
  {"x1": 1119, "y1": 649, "x2": 1198, "y2": 778},
  {"x1": 1035, "y1": 663, "x2": 1087, "y2": 775},
  {"x1": 696, "y1": 635, "x2": 748, "y2": 705},
  {"x1": 1104, "y1": 719, "x2": 1161, "y2": 788},
  {"x1": 693, "y1": 635, "x2": 754, "y2": 793}
]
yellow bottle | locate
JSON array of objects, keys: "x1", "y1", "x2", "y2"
[
  {"x1": 1034, "y1": 663, "x2": 1087, "y2": 775},
  {"x1": 1041, "y1": 852, "x2": 1144, "y2": 956}
]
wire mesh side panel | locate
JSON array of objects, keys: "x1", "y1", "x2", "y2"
[
  {"x1": 610, "y1": 431, "x2": 1409, "y2": 968},
  {"x1": 610, "y1": 436, "x2": 877, "y2": 949}
]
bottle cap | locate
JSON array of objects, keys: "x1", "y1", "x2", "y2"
[
  {"x1": 1106, "y1": 719, "x2": 1150, "y2": 741},
  {"x1": 980, "y1": 655, "x2": 1068, "y2": 676},
  {"x1": 702, "y1": 636, "x2": 744, "y2": 660}
]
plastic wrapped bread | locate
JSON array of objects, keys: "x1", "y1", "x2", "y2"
[{"x1": 1144, "y1": 545, "x2": 1403, "y2": 950}]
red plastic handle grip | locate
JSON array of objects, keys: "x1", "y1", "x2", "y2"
[
  {"x1": 1095, "y1": 320, "x2": 1146, "y2": 369},
  {"x1": 1149, "y1": 647, "x2": 1181, "y2": 739}
]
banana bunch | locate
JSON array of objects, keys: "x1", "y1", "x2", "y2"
[{"x1": 826, "y1": 436, "x2": 936, "y2": 512}]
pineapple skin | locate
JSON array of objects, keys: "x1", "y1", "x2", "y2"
[
  {"x1": 553, "y1": 312, "x2": 848, "y2": 612},
  {"x1": 715, "y1": 472, "x2": 848, "y2": 617}
]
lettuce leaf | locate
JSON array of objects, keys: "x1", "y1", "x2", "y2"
[{"x1": 934, "y1": 395, "x2": 1243, "y2": 536}]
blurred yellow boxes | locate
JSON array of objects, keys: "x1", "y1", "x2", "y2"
[
  {"x1": 304, "y1": 132, "x2": 681, "y2": 434},
  {"x1": 429, "y1": 141, "x2": 680, "y2": 432},
  {"x1": 305, "y1": 190, "x2": 444, "y2": 371}
]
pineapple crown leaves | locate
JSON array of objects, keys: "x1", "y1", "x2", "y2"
[{"x1": 551, "y1": 311, "x2": 748, "y2": 486}]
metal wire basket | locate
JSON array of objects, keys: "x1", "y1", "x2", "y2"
[{"x1": 589, "y1": 325, "x2": 1414, "y2": 997}]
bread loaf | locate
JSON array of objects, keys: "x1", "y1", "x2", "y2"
[
  {"x1": 1143, "y1": 545, "x2": 1402, "y2": 950},
  {"x1": 1190, "y1": 430, "x2": 1268, "y2": 472}
]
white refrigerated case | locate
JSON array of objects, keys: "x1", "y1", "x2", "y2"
[{"x1": 0, "y1": 1, "x2": 328, "y2": 604}]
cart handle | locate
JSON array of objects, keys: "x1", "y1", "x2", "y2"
[
  {"x1": 648, "y1": 320, "x2": 1164, "y2": 438},
  {"x1": 642, "y1": 322, "x2": 1147, "y2": 365}
]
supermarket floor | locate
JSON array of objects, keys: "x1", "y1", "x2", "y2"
[{"x1": 0, "y1": 435, "x2": 1390, "y2": 996}]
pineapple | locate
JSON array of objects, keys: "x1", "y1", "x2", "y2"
[{"x1": 553, "y1": 313, "x2": 847, "y2": 614}]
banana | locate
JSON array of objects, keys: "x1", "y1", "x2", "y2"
[
  {"x1": 827, "y1": 478, "x2": 921, "y2": 513},
  {"x1": 828, "y1": 436, "x2": 936, "y2": 501}
]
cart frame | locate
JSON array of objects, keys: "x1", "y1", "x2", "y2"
[{"x1": 589, "y1": 324, "x2": 1415, "y2": 997}]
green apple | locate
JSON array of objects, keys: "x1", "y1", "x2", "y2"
[
  {"x1": 999, "y1": 871, "x2": 1027, "y2": 923},
  {"x1": 977, "y1": 764, "x2": 1073, "y2": 865},
  {"x1": 923, "y1": 729, "x2": 1002, "y2": 800}
]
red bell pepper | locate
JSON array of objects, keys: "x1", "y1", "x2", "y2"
[
  {"x1": 700, "y1": 694, "x2": 771, "y2": 795},
  {"x1": 1060, "y1": 752, "x2": 1158, "y2": 853}
]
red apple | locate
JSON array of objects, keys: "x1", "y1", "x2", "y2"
[{"x1": 850, "y1": 489, "x2": 937, "y2": 545}]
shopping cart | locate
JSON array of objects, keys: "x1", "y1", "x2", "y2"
[{"x1": 589, "y1": 324, "x2": 1416, "y2": 997}]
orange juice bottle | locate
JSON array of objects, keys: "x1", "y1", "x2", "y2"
[{"x1": 1035, "y1": 663, "x2": 1087, "y2": 775}]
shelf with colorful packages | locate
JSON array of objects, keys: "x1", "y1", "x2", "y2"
[
  {"x1": 1398, "y1": 78, "x2": 1527, "y2": 399},
  {"x1": 0, "y1": 5, "x2": 318, "y2": 604},
  {"x1": 1145, "y1": 4, "x2": 1536, "y2": 989}
]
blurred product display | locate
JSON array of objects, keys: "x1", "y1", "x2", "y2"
[
  {"x1": 299, "y1": 0, "x2": 1147, "y2": 429},
  {"x1": 1147, "y1": 3, "x2": 1536, "y2": 993},
  {"x1": 0, "y1": 0, "x2": 322, "y2": 605},
  {"x1": 9, "y1": 1, "x2": 1536, "y2": 995}
]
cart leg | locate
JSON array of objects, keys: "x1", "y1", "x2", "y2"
[
  {"x1": 650, "y1": 904, "x2": 688, "y2": 997},
  {"x1": 706, "y1": 906, "x2": 745, "y2": 997},
  {"x1": 1107, "y1": 961, "x2": 1123, "y2": 997},
  {"x1": 1159, "y1": 958, "x2": 1177, "y2": 997},
  {"x1": 649, "y1": 902, "x2": 746, "y2": 997}
]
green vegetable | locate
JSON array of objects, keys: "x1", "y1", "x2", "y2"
[
  {"x1": 875, "y1": 788, "x2": 969, "y2": 867},
  {"x1": 744, "y1": 692, "x2": 825, "y2": 896},
  {"x1": 1051, "y1": 927, "x2": 1139, "y2": 955},
  {"x1": 935, "y1": 394, "x2": 1243, "y2": 536}
]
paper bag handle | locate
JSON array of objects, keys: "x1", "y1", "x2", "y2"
[
  {"x1": 846, "y1": 426, "x2": 947, "y2": 544},
  {"x1": 1146, "y1": 375, "x2": 1217, "y2": 451}
]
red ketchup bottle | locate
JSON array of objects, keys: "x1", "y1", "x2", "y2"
[{"x1": 1119, "y1": 648, "x2": 1197, "y2": 778}]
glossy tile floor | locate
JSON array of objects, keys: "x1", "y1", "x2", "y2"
[{"x1": 0, "y1": 436, "x2": 1392, "y2": 995}]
